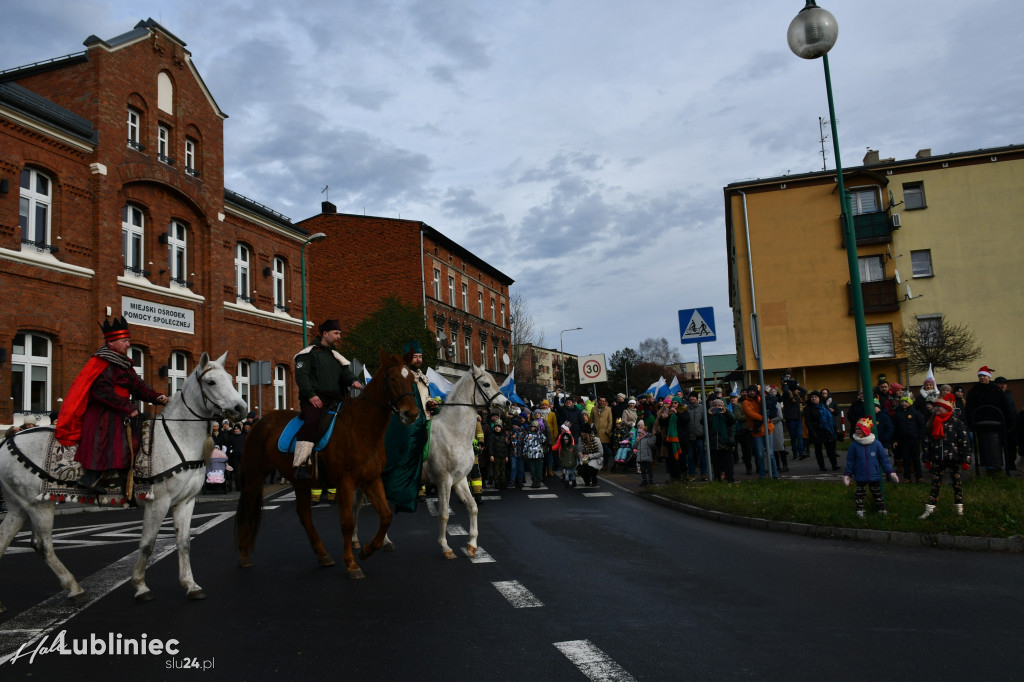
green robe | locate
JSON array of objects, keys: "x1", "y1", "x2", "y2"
[{"x1": 382, "y1": 390, "x2": 427, "y2": 513}]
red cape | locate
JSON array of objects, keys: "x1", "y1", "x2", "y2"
[{"x1": 54, "y1": 356, "x2": 109, "y2": 447}]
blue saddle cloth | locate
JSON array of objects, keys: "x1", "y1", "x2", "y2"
[{"x1": 277, "y1": 410, "x2": 338, "y2": 454}]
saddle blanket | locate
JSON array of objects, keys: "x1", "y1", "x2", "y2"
[
  {"x1": 277, "y1": 411, "x2": 338, "y2": 454},
  {"x1": 36, "y1": 427, "x2": 156, "y2": 506}
]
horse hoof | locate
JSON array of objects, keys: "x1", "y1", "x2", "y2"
[
  {"x1": 69, "y1": 591, "x2": 90, "y2": 605},
  {"x1": 239, "y1": 557, "x2": 254, "y2": 568},
  {"x1": 384, "y1": 541, "x2": 396, "y2": 552},
  {"x1": 442, "y1": 550, "x2": 457, "y2": 560},
  {"x1": 135, "y1": 591, "x2": 155, "y2": 603},
  {"x1": 348, "y1": 568, "x2": 365, "y2": 580},
  {"x1": 318, "y1": 555, "x2": 335, "y2": 567},
  {"x1": 187, "y1": 589, "x2": 207, "y2": 601},
  {"x1": 352, "y1": 540, "x2": 361, "y2": 550},
  {"x1": 466, "y1": 545, "x2": 478, "y2": 558}
]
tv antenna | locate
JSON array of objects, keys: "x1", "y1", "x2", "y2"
[
  {"x1": 321, "y1": 185, "x2": 330, "y2": 202},
  {"x1": 818, "y1": 117, "x2": 833, "y2": 171}
]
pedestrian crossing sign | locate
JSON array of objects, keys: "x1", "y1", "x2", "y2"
[{"x1": 678, "y1": 307, "x2": 716, "y2": 344}]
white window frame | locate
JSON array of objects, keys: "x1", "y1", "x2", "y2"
[
  {"x1": 903, "y1": 182, "x2": 926, "y2": 210},
  {"x1": 236, "y1": 360, "x2": 252, "y2": 408},
  {"x1": 235, "y1": 244, "x2": 252, "y2": 303},
  {"x1": 129, "y1": 347, "x2": 146, "y2": 411},
  {"x1": 168, "y1": 220, "x2": 187, "y2": 285},
  {"x1": 500, "y1": 302, "x2": 506, "y2": 327},
  {"x1": 464, "y1": 336, "x2": 471, "y2": 365},
  {"x1": 911, "y1": 249, "x2": 933, "y2": 278},
  {"x1": 462, "y1": 283, "x2": 468, "y2": 312},
  {"x1": 478, "y1": 292, "x2": 484, "y2": 318},
  {"x1": 184, "y1": 138, "x2": 198, "y2": 176},
  {"x1": 492, "y1": 345, "x2": 498, "y2": 369},
  {"x1": 122, "y1": 204, "x2": 146, "y2": 275},
  {"x1": 433, "y1": 269, "x2": 441, "y2": 299},
  {"x1": 848, "y1": 186, "x2": 881, "y2": 215},
  {"x1": 490, "y1": 298, "x2": 495, "y2": 323},
  {"x1": 19, "y1": 168, "x2": 51, "y2": 248},
  {"x1": 11, "y1": 331, "x2": 51, "y2": 414},
  {"x1": 858, "y1": 255, "x2": 885, "y2": 283},
  {"x1": 274, "y1": 364, "x2": 288, "y2": 409},
  {"x1": 866, "y1": 324, "x2": 894, "y2": 359},
  {"x1": 158, "y1": 124, "x2": 170, "y2": 162},
  {"x1": 169, "y1": 351, "x2": 188, "y2": 394},
  {"x1": 127, "y1": 108, "x2": 141, "y2": 148},
  {"x1": 481, "y1": 340, "x2": 487, "y2": 370},
  {"x1": 273, "y1": 256, "x2": 287, "y2": 310},
  {"x1": 448, "y1": 276, "x2": 456, "y2": 306},
  {"x1": 450, "y1": 329, "x2": 458, "y2": 363}
]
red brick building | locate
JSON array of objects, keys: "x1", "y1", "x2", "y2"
[
  {"x1": 0, "y1": 19, "x2": 514, "y2": 427},
  {"x1": 0, "y1": 20, "x2": 315, "y2": 426},
  {"x1": 301, "y1": 207, "x2": 514, "y2": 380}
]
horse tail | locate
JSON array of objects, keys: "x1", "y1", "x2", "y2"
[{"x1": 234, "y1": 433, "x2": 266, "y2": 559}]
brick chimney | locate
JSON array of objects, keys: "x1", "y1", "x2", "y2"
[{"x1": 321, "y1": 200, "x2": 336, "y2": 214}]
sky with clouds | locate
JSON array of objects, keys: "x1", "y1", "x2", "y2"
[{"x1": 4, "y1": 1, "x2": 1021, "y2": 364}]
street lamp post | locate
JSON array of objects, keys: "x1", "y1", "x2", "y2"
[
  {"x1": 788, "y1": 1, "x2": 874, "y2": 398},
  {"x1": 559, "y1": 327, "x2": 582, "y2": 398},
  {"x1": 300, "y1": 232, "x2": 327, "y2": 346}
]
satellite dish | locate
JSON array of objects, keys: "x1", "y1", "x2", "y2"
[
  {"x1": 502, "y1": 353, "x2": 510, "y2": 366},
  {"x1": 446, "y1": 344, "x2": 455, "y2": 360},
  {"x1": 894, "y1": 269, "x2": 901, "y2": 284}
]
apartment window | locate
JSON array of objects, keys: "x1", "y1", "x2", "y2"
[
  {"x1": 450, "y1": 329, "x2": 458, "y2": 363},
  {"x1": 19, "y1": 168, "x2": 51, "y2": 248},
  {"x1": 462, "y1": 283, "x2": 468, "y2": 312},
  {"x1": 916, "y1": 315, "x2": 943, "y2": 348},
  {"x1": 857, "y1": 255, "x2": 885, "y2": 283},
  {"x1": 273, "y1": 256, "x2": 287, "y2": 311},
  {"x1": 184, "y1": 138, "x2": 200, "y2": 177},
  {"x1": 500, "y1": 302, "x2": 506, "y2": 327},
  {"x1": 492, "y1": 345, "x2": 498, "y2": 369},
  {"x1": 274, "y1": 364, "x2": 288, "y2": 409},
  {"x1": 169, "y1": 351, "x2": 188, "y2": 394},
  {"x1": 848, "y1": 186, "x2": 880, "y2": 215},
  {"x1": 490, "y1": 298, "x2": 495, "y2": 323},
  {"x1": 448, "y1": 276, "x2": 455, "y2": 306},
  {"x1": 122, "y1": 204, "x2": 146, "y2": 275},
  {"x1": 464, "y1": 336, "x2": 471, "y2": 365},
  {"x1": 481, "y1": 340, "x2": 487, "y2": 370},
  {"x1": 903, "y1": 182, "x2": 926, "y2": 210},
  {"x1": 11, "y1": 332, "x2": 51, "y2": 414},
  {"x1": 168, "y1": 220, "x2": 188, "y2": 286},
  {"x1": 235, "y1": 244, "x2": 252, "y2": 303},
  {"x1": 478, "y1": 292, "x2": 484, "y2": 318},
  {"x1": 129, "y1": 347, "x2": 146, "y2": 411},
  {"x1": 127, "y1": 108, "x2": 142, "y2": 149},
  {"x1": 433, "y1": 269, "x2": 441, "y2": 299},
  {"x1": 866, "y1": 324, "x2": 894, "y2": 358},
  {"x1": 157, "y1": 125, "x2": 172, "y2": 164},
  {"x1": 910, "y1": 249, "x2": 933, "y2": 277},
  {"x1": 237, "y1": 360, "x2": 252, "y2": 408}
]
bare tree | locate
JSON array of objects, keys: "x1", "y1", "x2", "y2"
[
  {"x1": 510, "y1": 290, "x2": 540, "y2": 381},
  {"x1": 895, "y1": 315, "x2": 983, "y2": 375},
  {"x1": 637, "y1": 337, "x2": 682, "y2": 366}
]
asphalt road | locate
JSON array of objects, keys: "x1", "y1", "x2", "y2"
[{"x1": 0, "y1": 478, "x2": 1020, "y2": 681}]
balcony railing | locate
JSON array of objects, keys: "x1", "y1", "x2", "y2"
[
  {"x1": 841, "y1": 210, "x2": 893, "y2": 246},
  {"x1": 847, "y1": 278, "x2": 900, "y2": 314}
]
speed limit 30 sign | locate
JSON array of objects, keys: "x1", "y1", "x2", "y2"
[{"x1": 578, "y1": 353, "x2": 607, "y2": 384}]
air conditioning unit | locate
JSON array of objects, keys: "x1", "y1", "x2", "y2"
[{"x1": 890, "y1": 213, "x2": 901, "y2": 229}]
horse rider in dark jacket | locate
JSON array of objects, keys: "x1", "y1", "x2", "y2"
[{"x1": 292, "y1": 319, "x2": 363, "y2": 479}]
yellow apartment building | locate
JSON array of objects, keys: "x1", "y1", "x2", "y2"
[{"x1": 724, "y1": 144, "x2": 1024, "y2": 401}]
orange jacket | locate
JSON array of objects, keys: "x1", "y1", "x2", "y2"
[{"x1": 741, "y1": 396, "x2": 774, "y2": 438}]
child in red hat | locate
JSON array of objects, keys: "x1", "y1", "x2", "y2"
[
  {"x1": 844, "y1": 417, "x2": 899, "y2": 518},
  {"x1": 919, "y1": 393, "x2": 972, "y2": 518}
]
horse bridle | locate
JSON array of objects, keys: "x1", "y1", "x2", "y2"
[
  {"x1": 442, "y1": 368, "x2": 506, "y2": 410},
  {"x1": 355, "y1": 362, "x2": 416, "y2": 416}
]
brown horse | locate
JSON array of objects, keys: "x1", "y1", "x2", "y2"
[{"x1": 234, "y1": 348, "x2": 418, "y2": 578}]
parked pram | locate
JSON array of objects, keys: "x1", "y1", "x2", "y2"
[{"x1": 204, "y1": 447, "x2": 231, "y2": 494}]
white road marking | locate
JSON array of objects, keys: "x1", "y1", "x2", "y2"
[
  {"x1": 527, "y1": 494, "x2": 558, "y2": 499},
  {"x1": 481, "y1": 495, "x2": 502, "y2": 501},
  {"x1": 582, "y1": 492, "x2": 613, "y2": 498},
  {"x1": 275, "y1": 492, "x2": 296, "y2": 501},
  {"x1": 554, "y1": 639, "x2": 636, "y2": 682},
  {"x1": 261, "y1": 505, "x2": 279, "y2": 510},
  {"x1": 0, "y1": 511, "x2": 235, "y2": 665},
  {"x1": 448, "y1": 523, "x2": 467, "y2": 536},
  {"x1": 492, "y1": 580, "x2": 543, "y2": 608},
  {"x1": 4, "y1": 514, "x2": 217, "y2": 554},
  {"x1": 462, "y1": 546, "x2": 495, "y2": 563}
]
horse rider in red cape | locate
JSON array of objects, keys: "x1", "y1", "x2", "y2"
[
  {"x1": 55, "y1": 316, "x2": 168, "y2": 494},
  {"x1": 292, "y1": 319, "x2": 363, "y2": 479}
]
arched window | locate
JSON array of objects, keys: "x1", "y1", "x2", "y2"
[
  {"x1": 127, "y1": 107, "x2": 143, "y2": 149},
  {"x1": 19, "y1": 168, "x2": 52, "y2": 248},
  {"x1": 236, "y1": 360, "x2": 252, "y2": 408},
  {"x1": 168, "y1": 351, "x2": 188, "y2": 394},
  {"x1": 122, "y1": 204, "x2": 146, "y2": 276},
  {"x1": 11, "y1": 332, "x2": 51, "y2": 414},
  {"x1": 272, "y1": 256, "x2": 287, "y2": 311},
  {"x1": 235, "y1": 244, "x2": 251, "y2": 303},
  {"x1": 157, "y1": 72, "x2": 174, "y2": 114},
  {"x1": 168, "y1": 220, "x2": 188, "y2": 286},
  {"x1": 274, "y1": 364, "x2": 288, "y2": 409}
]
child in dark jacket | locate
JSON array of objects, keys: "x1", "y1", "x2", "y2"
[
  {"x1": 552, "y1": 424, "x2": 577, "y2": 488},
  {"x1": 844, "y1": 417, "x2": 899, "y2": 517}
]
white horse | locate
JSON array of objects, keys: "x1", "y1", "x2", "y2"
[
  {"x1": 423, "y1": 365, "x2": 508, "y2": 559},
  {"x1": 0, "y1": 351, "x2": 246, "y2": 611}
]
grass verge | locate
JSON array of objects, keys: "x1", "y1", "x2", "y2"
[{"x1": 644, "y1": 475, "x2": 1023, "y2": 538}]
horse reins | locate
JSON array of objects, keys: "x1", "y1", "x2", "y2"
[{"x1": 437, "y1": 369, "x2": 506, "y2": 410}]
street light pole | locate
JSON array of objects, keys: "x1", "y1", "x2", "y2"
[
  {"x1": 788, "y1": 1, "x2": 874, "y2": 398},
  {"x1": 300, "y1": 232, "x2": 327, "y2": 346},
  {"x1": 560, "y1": 327, "x2": 582, "y2": 398}
]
